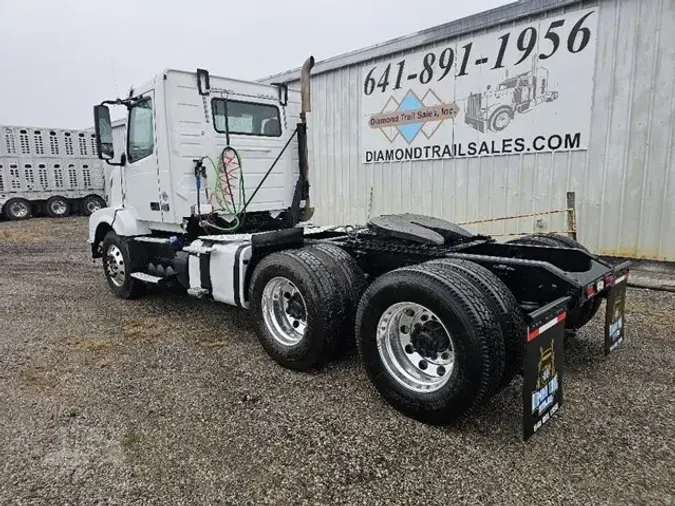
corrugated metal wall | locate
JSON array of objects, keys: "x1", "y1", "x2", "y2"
[{"x1": 284, "y1": 0, "x2": 675, "y2": 261}]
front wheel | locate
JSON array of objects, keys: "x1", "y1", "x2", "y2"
[
  {"x1": 101, "y1": 231, "x2": 146, "y2": 299},
  {"x1": 489, "y1": 106, "x2": 513, "y2": 132}
]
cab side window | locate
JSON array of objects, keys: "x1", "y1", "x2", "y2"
[
  {"x1": 212, "y1": 99, "x2": 281, "y2": 137},
  {"x1": 127, "y1": 98, "x2": 154, "y2": 163}
]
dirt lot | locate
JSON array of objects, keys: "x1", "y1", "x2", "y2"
[{"x1": 0, "y1": 217, "x2": 674, "y2": 505}]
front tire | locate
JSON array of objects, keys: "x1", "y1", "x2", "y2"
[
  {"x1": 101, "y1": 231, "x2": 146, "y2": 299},
  {"x1": 355, "y1": 264, "x2": 505, "y2": 425},
  {"x1": 249, "y1": 248, "x2": 348, "y2": 371},
  {"x1": 489, "y1": 106, "x2": 513, "y2": 132}
]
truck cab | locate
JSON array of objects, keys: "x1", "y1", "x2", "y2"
[{"x1": 90, "y1": 67, "x2": 309, "y2": 242}]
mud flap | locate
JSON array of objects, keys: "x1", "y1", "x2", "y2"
[
  {"x1": 605, "y1": 264, "x2": 630, "y2": 355},
  {"x1": 523, "y1": 296, "x2": 570, "y2": 441}
]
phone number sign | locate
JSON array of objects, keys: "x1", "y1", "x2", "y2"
[{"x1": 361, "y1": 8, "x2": 598, "y2": 163}]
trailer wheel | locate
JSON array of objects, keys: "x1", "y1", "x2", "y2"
[
  {"x1": 355, "y1": 264, "x2": 504, "y2": 424},
  {"x1": 249, "y1": 248, "x2": 347, "y2": 371},
  {"x1": 101, "y1": 231, "x2": 146, "y2": 299},
  {"x1": 308, "y1": 243, "x2": 368, "y2": 358},
  {"x1": 426, "y1": 258, "x2": 526, "y2": 391},
  {"x1": 83, "y1": 195, "x2": 106, "y2": 216},
  {"x1": 489, "y1": 106, "x2": 513, "y2": 132},
  {"x1": 2, "y1": 198, "x2": 31, "y2": 220},
  {"x1": 45, "y1": 196, "x2": 70, "y2": 218},
  {"x1": 508, "y1": 234, "x2": 602, "y2": 330}
]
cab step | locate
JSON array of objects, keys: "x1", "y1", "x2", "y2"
[
  {"x1": 187, "y1": 287, "x2": 210, "y2": 298},
  {"x1": 133, "y1": 236, "x2": 173, "y2": 244},
  {"x1": 130, "y1": 272, "x2": 174, "y2": 286}
]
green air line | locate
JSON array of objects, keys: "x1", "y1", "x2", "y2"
[{"x1": 199, "y1": 147, "x2": 246, "y2": 232}]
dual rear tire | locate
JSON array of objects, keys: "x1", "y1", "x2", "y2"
[
  {"x1": 249, "y1": 244, "x2": 367, "y2": 371},
  {"x1": 249, "y1": 248, "x2": 526, "y2": 425}
]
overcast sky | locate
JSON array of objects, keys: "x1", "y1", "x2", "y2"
[{"x1": 0, "y1": 0, "x2": 512, "y2": 129}]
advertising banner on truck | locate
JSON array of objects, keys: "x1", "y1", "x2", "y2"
[{"x1": 361, "y1": 7, "x2": 598, "y2": 163}]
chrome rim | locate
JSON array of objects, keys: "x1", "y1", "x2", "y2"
[
  {"x1": 86, "y1": 199, "x2": 102, "y2": 213},
  {"x1": 494, "y1": 111, "x2": 511, "y2": 129},
  {"x1": 377, "y1": 302, "x2": 455, "y2": 393},
  {"x1": 9, "y1": 201, "x2": 29, "y2": 218},
  {"x1": 50, "y1": 199, "x2": 67, "y2": 215},
  {"x1": 105, "y1": 244, "x2": 126, "y2": 287},
  {"x1": 261, "y1": 276, "x2": 307, "y2": 346}
]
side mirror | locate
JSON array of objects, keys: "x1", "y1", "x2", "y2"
[{"x1": 93, "y1": 105, "x2": 114, "y2": 160}]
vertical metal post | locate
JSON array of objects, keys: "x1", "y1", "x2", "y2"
[{"x1": 566, "y1": 191, "x2": 577, "y2": 241}]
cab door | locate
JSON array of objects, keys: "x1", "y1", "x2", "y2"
[{"x1": 124, "y1": 91, "x2": 162, "y2": 223}]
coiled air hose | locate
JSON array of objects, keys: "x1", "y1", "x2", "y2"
[{"x1": 197, "y1": 146, "x2": 246, "y2": 232}]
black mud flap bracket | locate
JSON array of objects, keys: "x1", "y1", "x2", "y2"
[
  {"x1": 522, "y1": 296, "x2": 570, "y2": 441},
  {"x1": 604, "y1": 261, "x2": 631, "y2": 355}
]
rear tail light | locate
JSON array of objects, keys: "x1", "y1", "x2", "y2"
[{"x1": 585, "y1": 284, "x2": 596, "y2": 297}]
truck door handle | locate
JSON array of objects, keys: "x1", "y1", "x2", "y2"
[{"x1": 150, "y1": 202, "x2": 160, "y2": 211}]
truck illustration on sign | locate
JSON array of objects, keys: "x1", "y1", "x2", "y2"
[{"x1": 464, "y1": 66, "x2": 559, "y2": 134}]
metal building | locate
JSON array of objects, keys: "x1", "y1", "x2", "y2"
[{"x1": 262, "y1": 0, "x2": 675, "y2": 262}]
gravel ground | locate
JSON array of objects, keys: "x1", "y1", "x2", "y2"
[{"x1": 1, "y1": 217, "x2": 674, "y2": 506}]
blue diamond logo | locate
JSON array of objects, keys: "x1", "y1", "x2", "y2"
[{"x1": 397, "y1": 91, "x2": 424, "y2": 143}]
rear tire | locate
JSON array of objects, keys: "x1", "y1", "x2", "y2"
[
  {"x1": 508, "y1": 233, "x2": 602, "y2": 330},
  {"x1": 308, "y1": 243, "x2": 368, "y2": 358},
  {"x1": 249, "y1": 247, "x2": 347, "y2": 371},
  {"x1": 355, "y1": 264, "x2": 505, "y2": 425},
  {"x1": 426, "y1": 258, "x2": 526, "y2": 390},
  {"x1": 45, "y1": 196, "x2": 70, "y2": 218},
  {"x1": 2, "y1": 198, "x2": 31, "y2": 220},
  {"x1": 101, "y1": 231, "x2": 146, "y2": 299}
]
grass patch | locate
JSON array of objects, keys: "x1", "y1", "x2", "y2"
[
  {"x1": 69, "y1": 339, "x2": 116, "y2": 351},
  {"x1": 0, "y1": 229, "x2": 46, "y2": 242},
  {"x1": 121, "y1": 430, "x2": 144, "y2": 448},
  {"x1": 18, "y1": 369, "x2": 56, "y2": 388},
  {"x1": 123, "y1": 317, "x2": 165, "y2": 340}
]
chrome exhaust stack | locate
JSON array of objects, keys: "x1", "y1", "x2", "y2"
[
  {"x1": 298, "y1": 56, "x2": 315, "y2": 222},
  {"x1": 300, "y1": 55, "x2": 315, "y2": 120}
]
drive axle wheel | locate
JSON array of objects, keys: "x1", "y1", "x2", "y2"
[
  {"x1": 377, "y1": 302, "x2": 455, "y2": 393},
  {"x1": 261, "y1": 277, "x2": 308, "y2": 346},
  {"x1": 426, "y1": 258, "x2": 526, "y2": 391},
  {"x1": 355, "y1": 264, "x2": 505, "y2": 424},
  {"x1": 249, "y1": 248, "x2": 347, "y2": 371}
]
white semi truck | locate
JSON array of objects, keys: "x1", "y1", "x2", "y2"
[
  {"x1": 0, "y1": 125, "x2": 107, "y2": 220},
  {"x1": 88, "y1": 57, "x2": 630, "y2": 439}
]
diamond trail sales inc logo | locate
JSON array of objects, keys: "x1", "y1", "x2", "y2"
[{"x1": 369, "y1": 89, "x2": 459, "y2": 144}]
